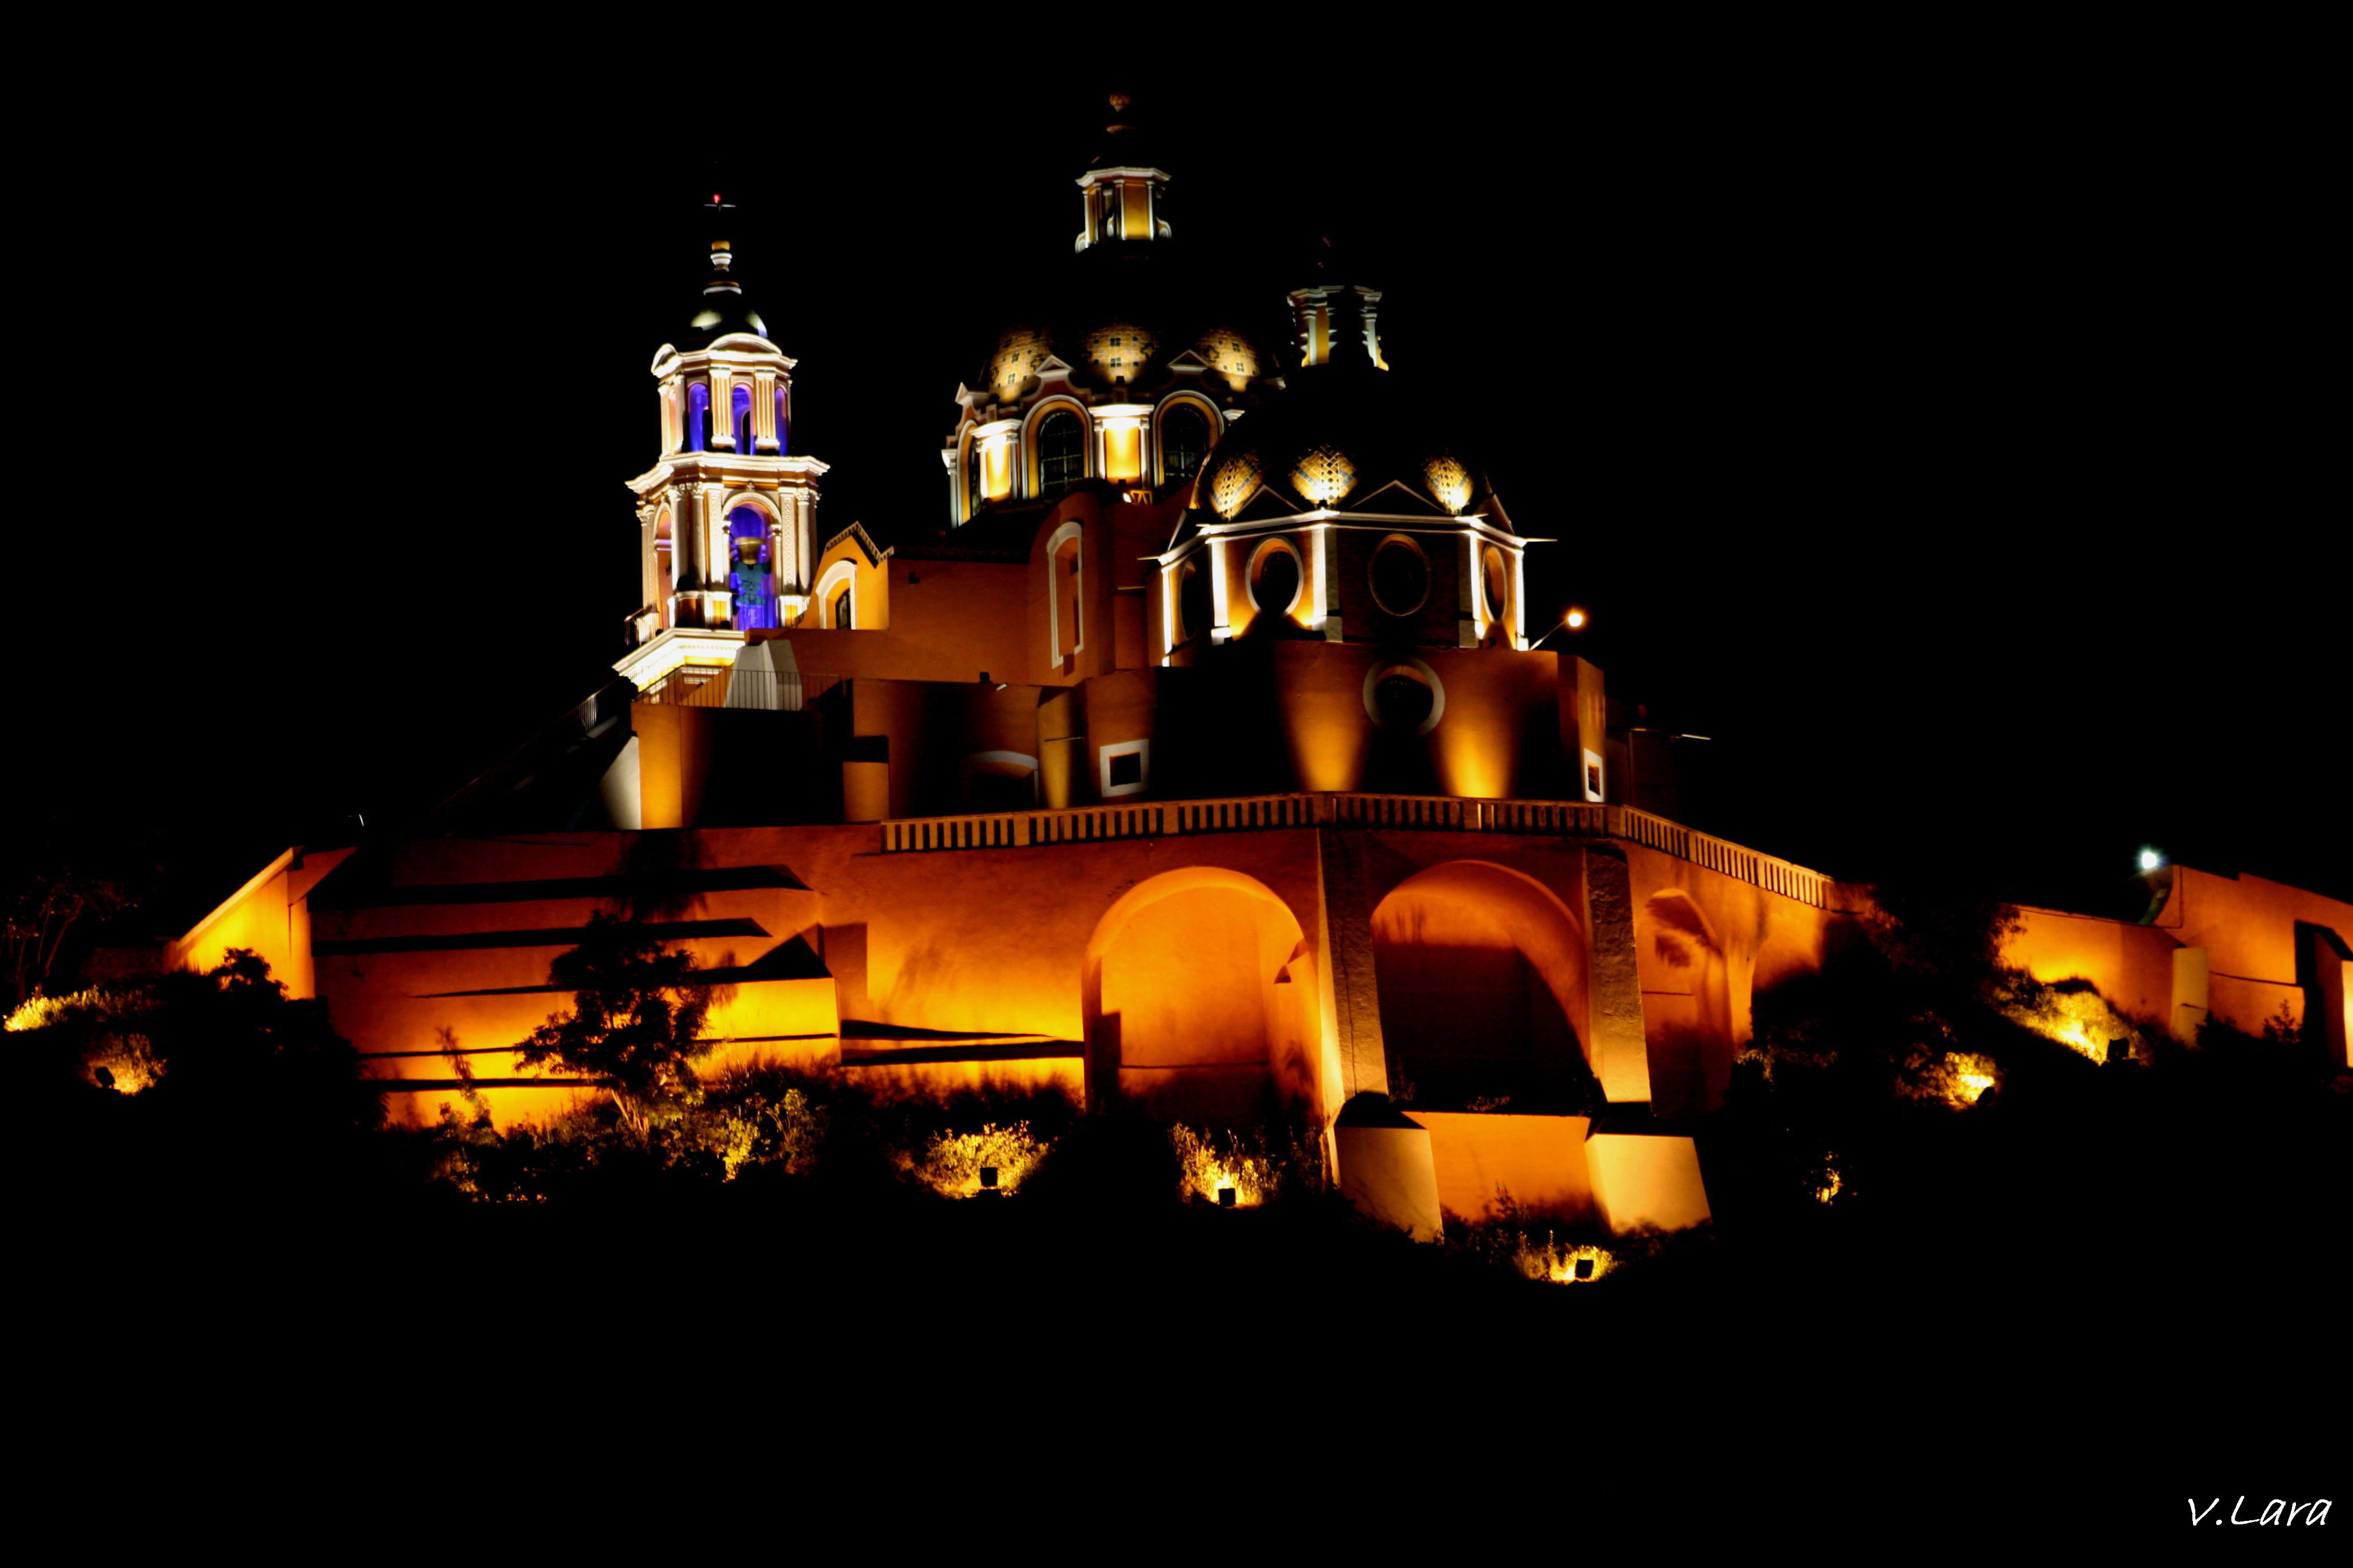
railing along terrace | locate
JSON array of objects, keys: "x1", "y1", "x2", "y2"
[
  {"x1": 640, "y1": 666, "x2": 843, "y2": 711},
  {"x1": 879, "y1": 792, "x2": 1830, "y2": 907}
]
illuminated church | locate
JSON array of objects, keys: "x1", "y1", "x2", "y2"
[{"x1": 171, "y1": 99, "x2": 2352, "y2": 1239}]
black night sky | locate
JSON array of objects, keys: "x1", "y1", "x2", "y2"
[{"x1": 30, "y1": 45, "x2": 2340, "y2": 923}]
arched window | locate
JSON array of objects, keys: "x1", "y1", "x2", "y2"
[
  {"x1": 654, "y1": 510, "x2": 675, "y2": 625},
  {"x1": 727, "y1": 506, "x2": 774, "y2": 629},
  {"x1": 1039, "y1": 411, "x2": 1085, "y2": 494},
  {"x1": 773, "y1": 386, "x2": 789, "y2": 456},
  {"x1": 731, "y1": 384, "x2": 754, "y2": 452},
  {"x1": 830, "y1": 582, "x2": 853, "y2": 630},
  {"x1": 687, "y1": 384, "x2": 710, "y2": 452},
  {"x1": 1160, "y1": 404, "x2": 1211, "y2": 484}
]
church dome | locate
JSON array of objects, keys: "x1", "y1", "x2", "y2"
[
  {"x1": 1191, "y1": 361, "x2": 1495, "y2": 521},
  {"x1": 679, "y1": 241, "x2": 769, "y2": 350}
]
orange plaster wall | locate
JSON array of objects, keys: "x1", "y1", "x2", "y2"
[
  {"x1": 2003, "y1": 867, "x2": 2351, "y2": 1039},
  {"x1": 2004, "y1": 908, "x2": 2178, "y2": 1022},
  {"x1": 770, "y1": 556, "x2": 1031, "y2": 685},
  {"x1": 1414, "y1": 1111, "x2": 1595, "y2": 1225},
  {"x1": 171, "y1": 845, "x2": 357, "y2": 998},
  {"x1": 1626, "y1": 843, "x2": 1840, "y2": 1118},
  {"x1": 2168, "y1": 867, "x2": 2352, "y2": 1013},
  {"x1": 798, "y1": 534, "x2": 890, "y2": 630}
]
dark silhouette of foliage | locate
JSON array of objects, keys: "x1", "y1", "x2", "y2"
[
  {"x1": 513, "y1": 913, "x2": 714, "y2": 1137},
  {"x1": 3, "y1": 820, "x2": 158, "y2": 1009},
  {"x1": 1862, "y1": 873, "x2": 2022, "y2": 1004}
]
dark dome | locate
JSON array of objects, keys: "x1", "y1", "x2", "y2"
[
  {"x1": 681, "y1": 280, "x2": 768, "y2": 350},
  {"x1": 1191, "y1": 362, "x2": 1494, "y2": 521}
]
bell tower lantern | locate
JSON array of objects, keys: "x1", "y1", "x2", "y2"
[
  {"x1": 616, "y1": 190, "x2": 829, "y2": 690},
  {"x1": 1073, "y1": 93, "x2": 1172, "y2": 253}
]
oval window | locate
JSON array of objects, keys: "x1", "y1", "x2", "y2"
[
  {"x1": 1250, "y1": 541, "x2": 1301, "y2": 618},
  {"x1": 1369, "y1": 537, "x2": 1429, "y2": 617},
  {"x1": 1482, "y1": 545, "x2": 1509, "y2": 621},
  {"x1": 1374, "y1": 671, "x2": 1435, "y2": 731}
]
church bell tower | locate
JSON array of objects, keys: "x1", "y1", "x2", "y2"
[{"x1": 616, "y1": 189, "x2": 829, "y2": 691}]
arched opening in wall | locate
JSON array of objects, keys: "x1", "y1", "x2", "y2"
[
  {"x1": 1050, "y1": 525, "x2": 1083, "y2": 669},
  {"x1": 958, "y1": 750, "x2": 1038, "y2": 814},
  {"x1": 1083, "y1": 868, "x2": 1316, "y2": 1126},
  {"x1": 1481, "y1": 544, "x2": 1511, "y2": 645},
  {"x1": 726, "y1": 505, "x2": 775, "y2": 629},
  {"x1": 730, "y1": 384, "x2": 754, "y2": 453},
  {"x1": 829, "y1": 581, "x2": 853, "y2": 630},
  {"x1": 654, "y1": 510, "x2": 675, "y2": 626},
  {"x1": 1247, "y1": 538, "x2": 1303, "y2": 630},
  {"x1": 772, "y1": 386, "x2": 789, "y2": 456},
  {"x1": 1159, "y1": 403, "x2": 1210, "y2": 486},
  {"x1": 1038, "y1": 410, "x2": 1085, "y2": 495},
  {"x1": 686, "y1": 383, "x2": 711, "y2": 452},
  {"x1": 1371, "y1": 861, "x2": 1598, "y2": 1114}
]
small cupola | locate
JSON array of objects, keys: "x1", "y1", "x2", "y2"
[{"x1": 1074, "y1": 93, "x2": 1172, "y2": 254}]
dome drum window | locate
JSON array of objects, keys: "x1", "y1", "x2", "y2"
[
  {"x1": 1038, "y1": 410, "x2": 1087, "y2": 494},
  {"x1": 1159, "y1": 404, "x2": 1211, "y2": 486},
  {"x1": 1369, "y1": 535, "x2": 1431, "y2": 618},
  {"x1": 1247, "y1": 538, "x2": 1304, "y2": 623}
]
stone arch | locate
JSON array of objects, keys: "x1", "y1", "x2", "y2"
[
  {"x1": 1081, "y1": 868, "x2": 1318, "y2": 1126},
  {"x1": 1369, "y1": 860, "x2": 1597, "y2": 1112}
]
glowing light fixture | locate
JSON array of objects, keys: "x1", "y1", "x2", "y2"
[
  {"x1": 2138, "y1": 848, "x2": 2163, "y2": 872},
  {"x1": 1218, "y1": 1186, "x2": 1236, "y2": 1208},
  {"x1": 1564, "y1": 608, "x2": 1587, "y2": 629},
  {"x1": 979, "y1": 1166, "x2": 999, "y2": 1190}
]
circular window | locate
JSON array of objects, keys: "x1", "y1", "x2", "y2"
[
  {"x1": 1362, "y1": 658, "x2": 1446, "y2": 734},
  {"x1": 1178, "y1": 561, "x2": 1212, "y2": 643},
  {"x1": 1482, "y1": 545, "x2": 1509, "y2": 621},
  {"x1": 1250, "y1": 540, "x2": 1303, "y2": 619},
  {"x1": 1369, "y1": 536, "x2": 1429, "y2": 617}
]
